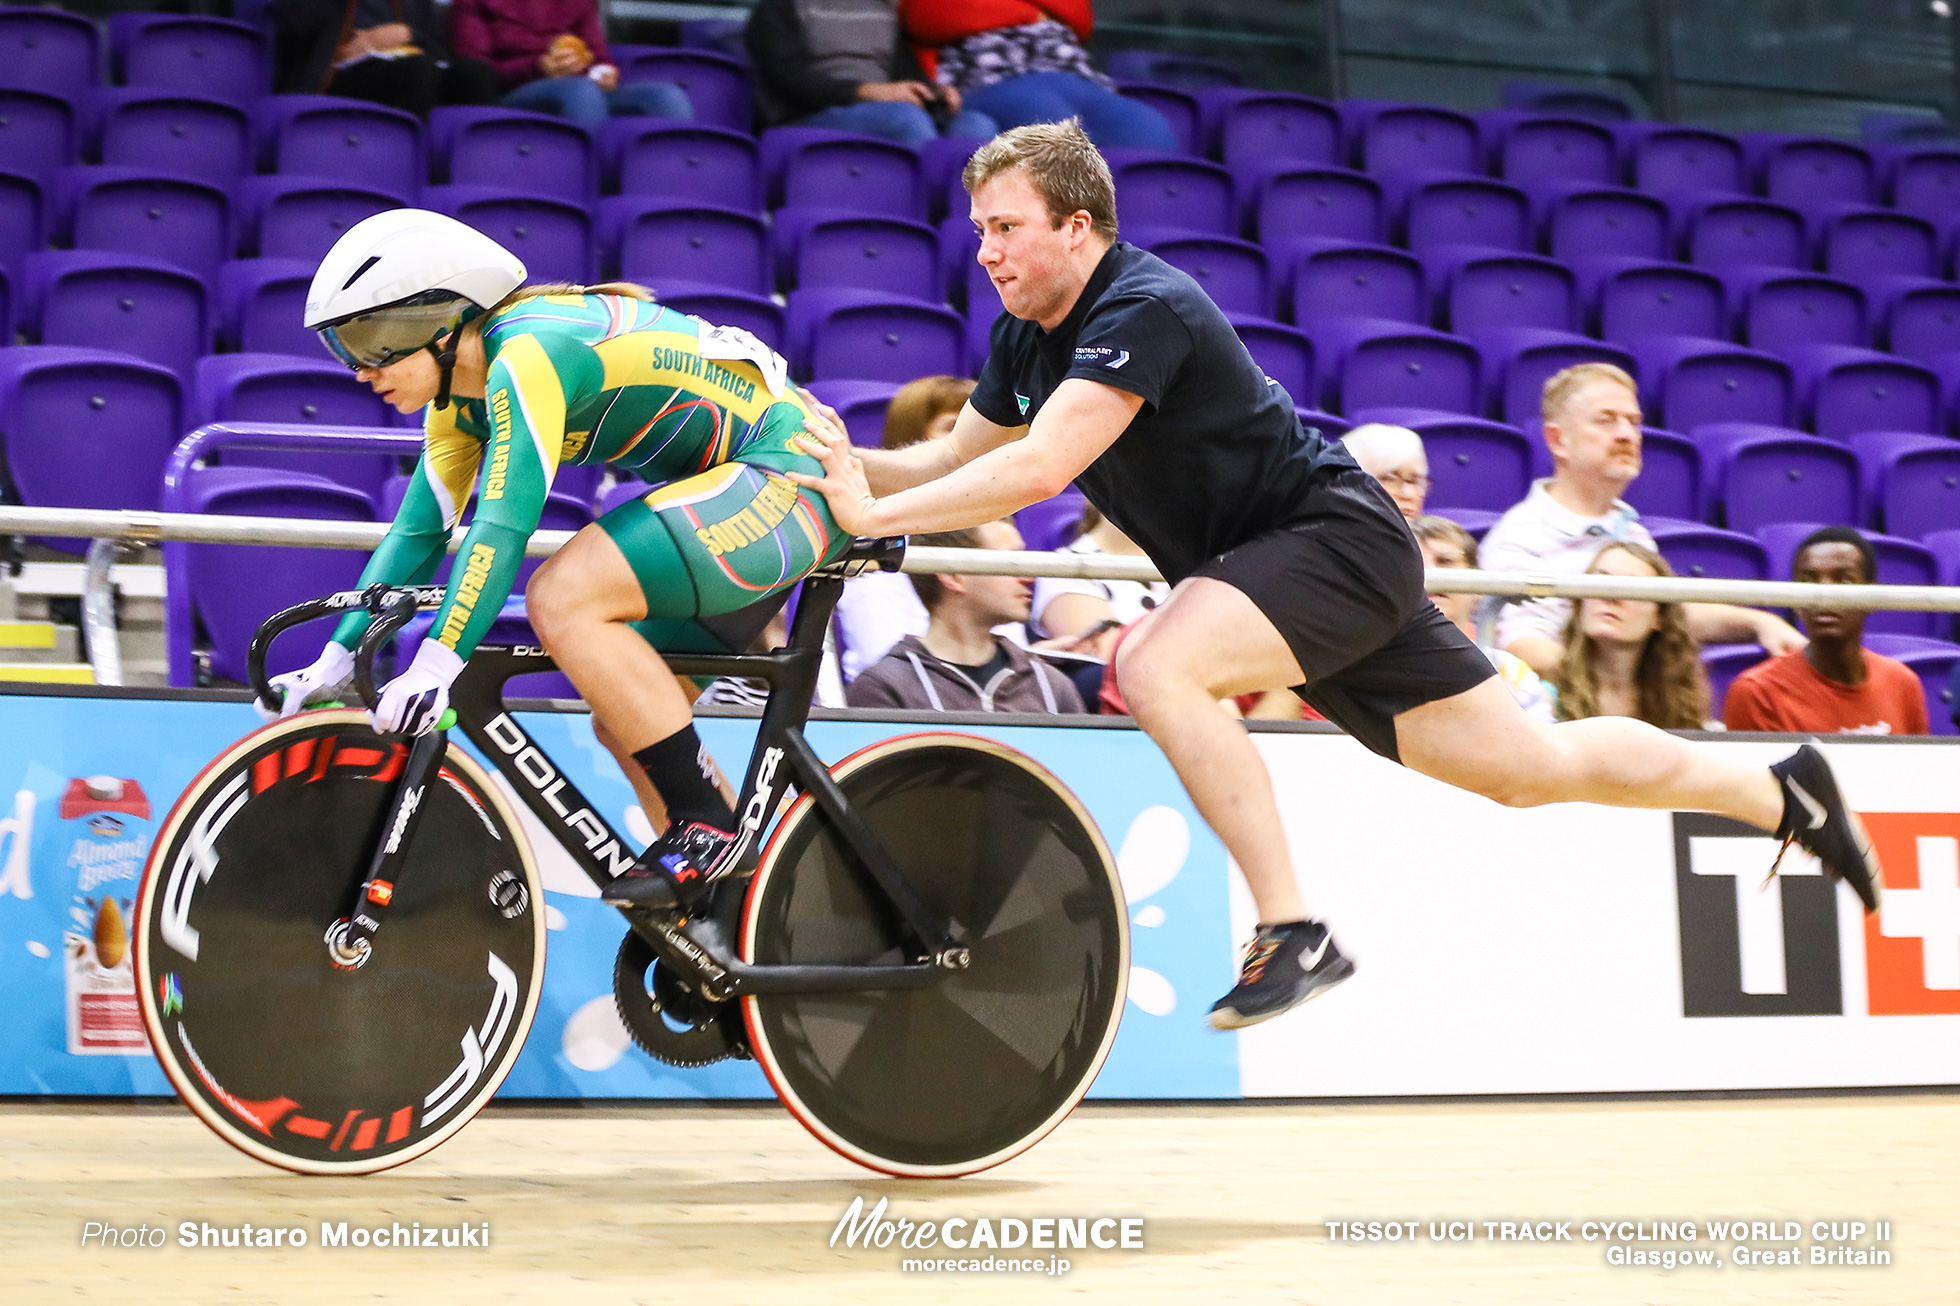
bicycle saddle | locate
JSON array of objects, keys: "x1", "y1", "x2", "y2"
[{"x1": 817, "y1": 536, "x2": 907, "y2": 578}]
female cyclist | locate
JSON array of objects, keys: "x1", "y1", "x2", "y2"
[{"x1": 261, "y1": 208, "x2": 853, "y2": 909}]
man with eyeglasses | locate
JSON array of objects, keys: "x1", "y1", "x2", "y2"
[{"x1": 1479, "y1": 363, "x2": 1804, "y2": 679}]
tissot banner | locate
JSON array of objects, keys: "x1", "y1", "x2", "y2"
[{"x1": 2, "y1": 688, "x2": 1955, "y2": 1100}]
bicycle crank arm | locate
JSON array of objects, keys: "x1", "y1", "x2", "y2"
[{"x1": 327, "y1": 727, "x2": 449, "y2": 970}]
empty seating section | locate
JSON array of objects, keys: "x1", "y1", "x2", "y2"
[{"x1": 0, "y1": 9, "x2": 1955, "y2": 687}]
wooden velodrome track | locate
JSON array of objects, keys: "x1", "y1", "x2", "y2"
[{"x1": 5, "y1": 1092, "x2": 1955, "y2": 1304}]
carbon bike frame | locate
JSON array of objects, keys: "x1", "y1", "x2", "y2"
[{"x1": 247, "y1": 540, "x2": 962, "y2": 1002}]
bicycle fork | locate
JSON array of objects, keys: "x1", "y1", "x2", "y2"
[{"x1": 324, "y1": 725, "x2": 449, "y2": 970}]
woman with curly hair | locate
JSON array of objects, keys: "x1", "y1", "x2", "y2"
[{"x1": 1554, "y1": 541, "x2": 1710, "y2": 729}]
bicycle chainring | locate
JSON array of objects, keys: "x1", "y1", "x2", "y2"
[{"x1": 612, "y1": 930, "x2": 748, "y2": 1067}]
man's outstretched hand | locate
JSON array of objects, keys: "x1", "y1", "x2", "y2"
[{"x1": 786, "y1": 397, "x2": 882, "y2": 537}]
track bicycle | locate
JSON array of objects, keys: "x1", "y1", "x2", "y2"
[{"x1": 132, "y1": 537, "x2": 1129, "y2": 1177}]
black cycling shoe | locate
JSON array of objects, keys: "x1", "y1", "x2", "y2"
[
  {"x1": 1207, "y1": 920, "x2": 1354, "y2": 1030},
  {"x1": 601, "y1": 821, "x2": 735, "y2": 914},
  {"x1": 1768, "y1": 743, "x2": 1882, "y2": 913}
]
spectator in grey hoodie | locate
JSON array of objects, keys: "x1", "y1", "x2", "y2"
[{"x1": 848, "y1": 520, "x2": 1085, "y2": 713}]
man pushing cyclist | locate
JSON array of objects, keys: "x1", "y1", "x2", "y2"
[
  {"x1": 264, "y1": 209, "x2": 850, "y2": 911},
  {"x1": 780, "y1": 120, "x2": 1884, "y2": 1029}
]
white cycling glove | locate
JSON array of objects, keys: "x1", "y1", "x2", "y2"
[
  {"x1": 256, "y1": 642, "x2": 355, "y2": 722},
  {"x1": 372, "y1": 640, "x2": 465, "y2": 737}
]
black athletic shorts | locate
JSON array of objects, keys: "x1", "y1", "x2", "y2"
[{"x1": 1192, "y1": 467, "x2": 1495, "y2": 762}]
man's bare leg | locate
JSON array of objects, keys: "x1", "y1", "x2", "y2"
[
  {"x1": 1114, "y1": 578, "x2": 1311, "y2": 925},
  {"x1": 1394, "y1": 677, "x2": 1783, "y2": 830}
]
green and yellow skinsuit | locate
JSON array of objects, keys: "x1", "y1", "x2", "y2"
[{"x1": 331, "y1": 292, "x2": 850, "y2": 658}]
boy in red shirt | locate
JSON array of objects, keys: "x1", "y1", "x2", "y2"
[{"x1": 1725, "y1": 527, "x2": 1929, "y2": 735}]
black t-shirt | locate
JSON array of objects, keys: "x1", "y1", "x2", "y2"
[{"x1": 970, "y1": 242, "x2": 1355, "y2": 583}]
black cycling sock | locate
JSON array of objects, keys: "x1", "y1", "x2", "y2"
[{"x1": 633, "y1": 725, "x2": 736, "y2": 833}]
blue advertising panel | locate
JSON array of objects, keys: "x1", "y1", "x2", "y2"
[{"x1": 0, "y1": 691, "x2": 1242, "y2": 1100}]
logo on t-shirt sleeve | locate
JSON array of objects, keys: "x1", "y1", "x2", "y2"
[{"x1": 1073, "y1": 346, "x2": 1131, "y2": 369}]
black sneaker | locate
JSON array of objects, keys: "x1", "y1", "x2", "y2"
[
  {"x1": 1769, "y1": 743, "x2": 1882, "y2": 913},
  {"x1": 600, "y1": 821, "x2": 735, "y2": 914},
  {"x1": 1207, "y1": 920, "x2": 1354, "y2": 1030}
]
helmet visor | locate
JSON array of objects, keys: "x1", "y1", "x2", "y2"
[{"x1": 315, "y1": 292, "x2": 470, "y2": 371}]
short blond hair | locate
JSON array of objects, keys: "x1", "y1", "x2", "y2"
[
  {"x1": 963, "y1": 120, "x2": 1119, "y2": 242},
  {"x1": 1542, "y1": 362, "x2": 1638, "y2": 424},
  {"x1": 882, "y1": 375, "x2": 974, "y2": 450}
]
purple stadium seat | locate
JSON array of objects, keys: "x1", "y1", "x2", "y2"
[
  {"x1": 1280, "y1": 239, "x2": 1425, "y2": 327},
  {"x1": 1477, "y1": 111, "x2": 1617, "y2": 187},
  {"x1": 655, "y1": 286, "x2": 785, "y2": 353},
  {"x1": 0, "y1": 347, "x2": 182, "y2": 537},
  {"x1": 1419, "y1": 247, "x2": 1576, "y2": 336},
  {"x1": 1341, "y1": 101, "x2": 1479, "y2": 176},
  {"x1": 109, "y1": 15, "x2": 270, "y2": 105},
  {"x1": 1573, "y1": 255, "x2": 1726, "y2": 345},
  {"x1": 600, "y1": 197, "x2": 766, "y2": 294},
  {"x1": 803, "y1": 380, "x2": 901, "y2": 448},
  {"x1": 0, "y1": 9, "x2": 98, "y2": 97},
  {"x1": 258, "y1": 96, "x2": 424, "y2": 197},
  {"x1": 1297, "y1": 408, "x2": 1350, "y2": 439},
  {"x1": 1759, "y1": 523, "x2": 1942, "y2": 638},
  {"x1": 604, "y1": 121, "x2": 759, "y2": 211},
  {"x1": 1669, "y1": 192, "x2": 1807, "y2": 272},
  {"x1": 1742, "y1": 133, "x2": 1875, "y2": 207},
  {"x1": 1631, "y1": 337, "x2": 1793, "y2": 431},
  {"x1": 86, "y1": 89, "x2": 249, "y2": 188},
  {"x1": 784, "y1": 288, "x2": 965, "y2": 383},
  {"x1": 1646, "y1": 521, "x2": 1769, "y2": 581},
  {"x1": 1927, "y1": 528, "x2": 1960, "y2": 586},
  {"x1": 1430, "y1": 506, "x2": 1501, "y2": 540},
  {"x1": 1236, "y1": 162, "x2": 1383, "y2": 246},
  {"x1": 1532, "y1": 182, "x2": 1670, "y2": 261},
  {"x1": 1883, "y1": 145, "x2": 1960, "y2": 222},
  {"x1": 429, "y1": 106, "x2": 594, "y2": 201},
  {"x1": 1689, "y1": 422, "x2": 1860, "y2": 532},
  {"x1": 1863, "y1": 275, "x2": 1960, "y2": 361},
  {"x1": 1105, "y1": 52, "x2": 1243, "y2": 89},
  {"x1": 20, "y1": 250, "x2": 208, "y2": 380},
  {"x1": 770, "y1": 207, "x2": 940, "y2": 299},
  {"x1": 0, "y1": 266, "x2": 10, "y2": 344},
  {"x1": 1474, "y1": 327, "x2": 1634, "y2": 431},
  {"x1": 424, "y1": 186, "x2": 593, "y2": 283},
  {"x1": 1111, "y1": 82, "x2": 1200, "y2": 156},
  {"x1": 1105, "y1": 150, "x2": 1234, "y2": 235},
  {"x1": 1387, "y1": 173, "x2": 1531, "y2": 253},
  {"x1": 234, "y1": 175, "x2": 406, "y2": 263},
  {"x1": 964, "y1": 301, "x2": 999, "y2": 377},
  {"x1": 0, "y1": 170, "x2": 45, "y2": 283},
  {"x1": 1200, "y1": 89, "x2": 1339, "y2": 167},
  {"x1": 0, "y1": 89, "x2": 75, "y2": 185},
  {"x1": 938, "y1": 215, "x2": 986, "y2": 311},
  {"x1": 1500, "y1": 83, "x2": 1633, "y2": 123},
  {"x1": 1851, "y1": 431, "x2": 1960, "y2": 540},
  {"x1": 1721, "y1": 268, "x2": 1868, "y2": 352},
  {"x1": 216, "y1": 257, "x2": 323, "y2": 356},
  {"x1": 1881, "y1": 642, "x2": 1959, "y2": 734},
  {"x1": 1702, "y1": 644, "x2": 1768, "y2": 718},
  {"x1": 761, "y1": 127, "x2": 923, "y2": 220},
  {"x1": 192, "y1": 355, "x2": 397, "y2": 500},
  {"x1": 1621, "y1": 427, "x2": 1702, "y2": 523},
  {"x1": 1783, "y1": 343, "x2": 1942, "y2": 440},
  {"x1": 616, "y1": 48, "x2": 753, "y2": 133},
  {"x1": 1132, "y1": 229, "x2": 1270, "y2": 316},
  {"x1": 179, "y1": 467, "x2": 374, "y2": 683},
  {"x1": 1346, "y1": 405, "x2": 1533, "y2": 512},
  {"x1": 1616, "y1": 124, "x2": 1746, "y2": 196},
  {"x1": 1014, "y1": 491, "x2": 1090, "y2": 553},
  {"x1": 1227, "y1": 315, "x2": 1314, "y2": 407},
  {"x1": 1801, "y1": 203, "x2": 1939, "y2": 281},
  {"x1": 1301, "y1": 317, "x2": 1481, "y2": 416},
  {"x1": 55, "y1": 165, "x2": 229, "y2": 283},
  {"x1": 918, "y1": 134, "x2": 981, "y2": 222}
]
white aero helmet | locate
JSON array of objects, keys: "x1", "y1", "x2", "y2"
[{"x1": 305, "y1": 208, "x2": 526, "y2": 405}]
